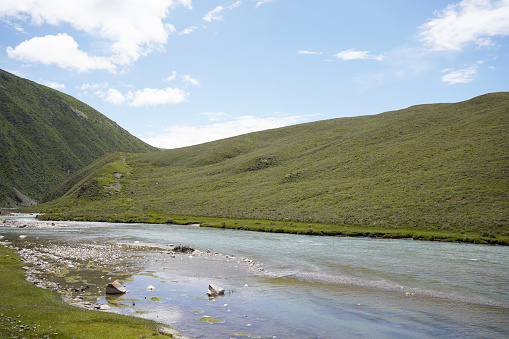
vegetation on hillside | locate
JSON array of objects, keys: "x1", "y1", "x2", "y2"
[
  {"x1": 29, "y1": 92, "x2": 509, "y2": 244},
  {"x1": 0, "y1": 69, "x2": 156, "y2": 207}
]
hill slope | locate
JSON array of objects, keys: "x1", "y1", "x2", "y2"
[
  {"x1": 36, "y1": 93, "x2": 509, "y2": 241},
  {"x1": 0, "y1": 69, "x2": 156, "y2": 207}
]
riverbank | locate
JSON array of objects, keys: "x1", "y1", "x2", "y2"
[
  {"x1": 35, "y1": 210, "x2": 509, "y2": 245},
  {"x1": 0, "y1": 244, "x2": 180, "y2": 338},
  {"x1": 2, "y1": 213, "x2": 508, "y2": 338}
]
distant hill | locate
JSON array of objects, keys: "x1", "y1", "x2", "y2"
[
  {"x1": 0, "y1": 69, "x2": 156, "y2": 207},
  {"x1": 36, "y1": 92, "x2": 509, "y2": 240}
]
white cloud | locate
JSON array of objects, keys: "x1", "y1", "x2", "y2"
[
  {"x1": 166, "y1": 71, "x2": 199, "y2": 86},
  {"x1": 203, "y1": 6, "x2": 224, "y2": 22},
  {"x1": 0, "y1": 0, "x2": 191, "y2": 69},
  {"x1": 166, "y1": 71, "x2": 178, "y2": 82},
  {"x1": 230, "y1": 1, "x2": 242, "y2": 9},
  {"x1": 298, "y1": 50, "x2": 323, "y2": 55},
  {"x1": 88, "y1": 82, "x2": 188, "y2": 107},
  {"x1": 141, "y1": 115, "x2": 308, "y2": 149},
  {"x1": 201, "y1": 112, "x2": 226, "y2": 121},
  {"x1": 256, "y1": 0, "x2": 273, "y2": 7},
  {"x1": 128, "y1": 87, "x2": 188, "y2": 107},
  {"x1": 7, "y1": 69, "x2": 28, "y2": 78},
  {"x1": 420, "y1": 0, "x2": 509, "y2": 51},
  {"x1": 182, "y1": 74, "x2": 200, "y2": 86},
  {"x1": 104, "y1": 88, "x2": 126, "y2": 105},
  {"x1": 79, "y1": 82, "x2": 108, "y2": 95},
  {"x1": 178, "y1": 0, "x2": 193, "y2": 9},
  {"x1": 7, "y1": 33, "x2": 116, "y2": 72},
  {"x1": 37, "y1": 79, "x2": 65, "y2": 90},
  {"x1": 179, "y1": 26, "x2": 198, "y2": 35},
  {"x1": 202, "y1": 2, "x2": 244, "y2": 23},
  {"x1": 334, "y1": 49, "x2": 384, "y2": 61},
  {"x1": 441, "y1": 64, "x2": 479, "y2": 84}
]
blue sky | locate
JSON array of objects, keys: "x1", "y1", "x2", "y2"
[{"x1": 1, "y1": 0, "x2": 508, "y2": 149}]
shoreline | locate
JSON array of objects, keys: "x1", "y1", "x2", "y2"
[
  {"x1": 0, "y1": 217, "x2": 266, "y2": 338},
  {"x1": 0, "y1": 242, "x2": 182, "y2": 338},
  {"x1": 32, "y1": 211, "x2": 509, "y2": 246}
]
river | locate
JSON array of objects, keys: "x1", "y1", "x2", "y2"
[{"x1": 1, "y1": 214, "x2": 508, "y2": 338}]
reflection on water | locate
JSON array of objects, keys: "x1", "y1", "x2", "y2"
[{"x1": 1, "y1": 214, "x2": 508, "y2": 338}]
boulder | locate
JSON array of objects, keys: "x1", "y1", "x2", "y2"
[
  {"x1": 173, "y1": 245, "x2": 194, "y2": 253},
  {"x1": 105, "y1": 280, "x2": 126, "y2": 294},
  {"x1": 207, "y1": 284, "x2": 225, "y2": 297}
]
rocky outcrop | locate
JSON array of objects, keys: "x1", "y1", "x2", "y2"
[
  {"x1": 68, "y1": 104, "x2": 89, "y2": 120},
  {"x1": 105, "y1": 280, "x2": 126, "y2": 294}
]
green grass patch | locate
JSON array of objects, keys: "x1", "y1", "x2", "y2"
[
  {"x1": 198, "y1": 316, "x2": 223, "y2": 323},
  {"x1": 0, "y1": 246, "x2": 176, "y2": 338}
]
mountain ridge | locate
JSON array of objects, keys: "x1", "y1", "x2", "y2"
[{"x1": 0, "y1": 69, "x2": 156, "y2": 207}]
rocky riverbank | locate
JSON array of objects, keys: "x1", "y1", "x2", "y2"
[{"x1": 1, "y1": 218, "x2": 266, "y2": 310}]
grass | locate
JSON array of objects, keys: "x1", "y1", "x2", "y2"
[
  {"x1": 198, "y1": 316, "x2": 223, "y2": 323},
  {"x1": 0, "y1": 69, "x2": 155, "y2": 207},
  {"x1": 0, "y1": 246, "x2": 175, "y2": 338},
  {"x1": 23, "y1": 92, "x2": 509, "y2": 245}
]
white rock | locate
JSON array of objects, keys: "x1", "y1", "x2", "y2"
[
  {"x1": 105, "y1": 280, "x2": 127, "y2": 294},
  {"x1": 207, "y1": 284, "x2": 225, "y2": 297}
]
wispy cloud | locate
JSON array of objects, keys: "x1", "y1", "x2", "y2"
[
  {"x1": 256, "y1": 0, "x2": 273, "y2": 7},
  {"x1": 334, "y1": 49, "x2": 384, "y2": 61},
  {"x1": 230, "y1": 1, "x2": 242, "y2": 9},
  {"x1": 166, "y1": 71, "x2": 200, "y2": 86},
  {"x1": 179, "y1": 26, "x2": 199, "y2": 35},
  {"x1": 79, "y1": 82, "x2": 108, "y2": 94},
  {"x1": 203, "y1": 6, "x2": 224, "y2": 22},
  {"x1": 166, "y1": 71, "x2": 178, "y2": 82},
  {"x1": 441, "y1": 63, "x2": 480, "y2": 84},
  {"x1": 419, "y1": 0, "x2": 509, "y2": 51},
  {"x1": 141, "y1": 114, "x2": 308, "y2": 149},
  {"x1": 298, "y1": 50, "x2": 323, "y2": 55},
  {"x1": 182, "y1": 74, "x2": 200, "y2": 86},
  {"x1": 37, "y1": 79, "x2": 66, "y2": 90},
  {"x1": 201, "y1": 112, "x2": 227, "y2": 121}
]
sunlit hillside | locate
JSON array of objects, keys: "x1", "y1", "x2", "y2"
[{"x1": 34, "y1": 92, "x2": 509, "y2": 243}]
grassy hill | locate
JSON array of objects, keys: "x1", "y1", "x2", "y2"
[
  {"x1": 32, "y1": 92, "x2": 509, "y2": 244},
  {"x1": 0, "y1": 69, "x2": 156, "y2": 207}
]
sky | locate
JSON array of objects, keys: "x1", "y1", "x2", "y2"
[{"x1": 1, "y1": 0, "x2": 508, "y2": 149}]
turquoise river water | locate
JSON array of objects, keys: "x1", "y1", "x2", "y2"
[{"x1": 1, "y1": 214, "x2": 508, "y2": 338}]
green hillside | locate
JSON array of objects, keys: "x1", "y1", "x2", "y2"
[
  {"x1": 0, "y1": 69, "x2": 156, "y2": 207},
  {"x1": 34, "y1": 93, "x2": 509, "y2": 244}
]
